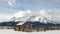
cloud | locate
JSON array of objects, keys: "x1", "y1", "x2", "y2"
[
  {"x1": 0, "y1": 13, "x2": 12, "y2": 22},
  {"x1": 7, "y1": 0, "x2": 16, "y2": 7},
  {"x1": 13, "y1": 10, "x2": 32, "y2": 18},
  {"x1": 38, "y1": 9, "x2": 60, "y2": 22},
  {"x1": 39, "y1": 9, "x2": 48, "y2": 17},
  {"x1": 53, "y1": 0, "x2": 60, "y2": 3},
  {"x1": 40, "y1": 9, "x2": 60, "y2": 17},
  {"x1": 11, "y1": 10, "x2": 32, "y2": 21},
  {"x1": 47, "y1": 9, "x2": 60, "y2": 22},
  {"x1": 47, "y1": 9, "x2": 60, "y2": 17},
  {"x1": 0, "y1": 0, "x2": 16, "y2": 7},
  {"x1": 0, "y1": 10, "x2": 32, "y2": 22}
]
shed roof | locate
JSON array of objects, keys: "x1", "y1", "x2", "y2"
[{"x1": 17, "y1": 21, "x2": 26, "y2": 25}]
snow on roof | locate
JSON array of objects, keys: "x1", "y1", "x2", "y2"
[{"x1": 17, "y1": 21, "x2": 26, "y2": 25}]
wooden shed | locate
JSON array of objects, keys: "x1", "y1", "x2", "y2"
[{"x1": 15, "y1": 21, "x2": 33, "y2": 32}]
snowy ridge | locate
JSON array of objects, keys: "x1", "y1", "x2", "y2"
[
  {"x1": 0, "y1": 15, "x2": 58, "y2": 24},
  {"x1": 9, "y1": 15, "x2": 58, "y2": 24},
  {"x1": 28, "y1": 15, "x2": 57, "y2": 24},
  {"x1": 28, "y1": 15, "x2": 48, "y2": 23}
]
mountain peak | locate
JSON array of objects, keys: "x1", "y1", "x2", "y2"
[{"x1": 28, "y1": 15, "x2": 48, "y2": 23}]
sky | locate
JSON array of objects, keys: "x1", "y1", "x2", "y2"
[{"x1": 0, "y1": 0, "x2": 60, "y2": 22}]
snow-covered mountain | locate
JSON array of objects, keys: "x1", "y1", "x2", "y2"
[
  {"x1": 28, "y1": 15, "x2": 47, "y2": 23},
  {"x1": 28, "y1": 15, "x2": 58, "y2": 24},
  {"x1": 2, "y1": 14, "x2": 58, "y2": 24},
  {"x1": 0, "y1": 14, "x2": 59, "y2": 27}
]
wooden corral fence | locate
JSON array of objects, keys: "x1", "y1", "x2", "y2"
[
  {"x1": 0, "y1": 26, "x2": 15, "y2": 29},
  {"x1": 46, "y1": 27, "x2": 60, "y2": 30}
]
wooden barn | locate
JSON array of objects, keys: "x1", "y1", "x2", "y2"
[{"x1": 15, "y1": 21, "x2": 33, "y2": 32}]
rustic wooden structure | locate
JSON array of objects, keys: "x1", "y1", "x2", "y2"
[{"x1": 15, "y1": 22, "x2": 33, "y2": 32}]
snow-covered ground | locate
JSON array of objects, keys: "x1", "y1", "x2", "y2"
[{"x1": 0, "y1": 29, "x2": 60, "y2": 34}]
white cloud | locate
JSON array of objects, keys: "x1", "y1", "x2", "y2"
[
  {"x1": 10, "y1": 10, "x2": 32, "y2": 21},
  {"x1": 13, "y1": 10, "x2": 32, "y2": 18},
  {"x1": 47, "y1": 9, "x2": 60, "y2": 22},
  {"x1": 7, "y1": 0, "x2": 16, "y2": 7},
  {"x1": 0, "y1": 10, "x2": 32, "y2": 22},
  {"x1": 39, "y1": 9, "x2": 48, "y2": 17},
  {"x1": 0, "y1": 0, "x2": 16, "y2": 7},
  {"x1": 48, "y1": 9, "x2": 60, "y2": 17},
  {"x1": 38, "y1": 9, "x2": 60, "y2": 22},
  {"x1": 0, "y1": 13, "x2": 12, "y2": 22}
]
